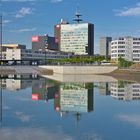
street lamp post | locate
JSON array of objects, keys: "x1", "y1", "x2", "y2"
[
  {"x1": 0, "y1": 14, "x2": 2, "y2": 63},
  {"x1": 0, "y1": 1, "x2": 3, "y2": 126},
  {"x1": 0, "y1": 14, "x2": 2, "y2": 126}
]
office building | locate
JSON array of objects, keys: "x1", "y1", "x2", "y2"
[
  {"x1": 32, "y1": 35, "x2": 58, "y2": 51},
  {"x1": 100, "y1": 37, "x2": 112, "y2": 58},
  {"x1": 111, "y1": 37, "x2": 140, "y2": 62},
  {"x1": 54, "y1": 16, "x2": 94, "y2": 55},
  {"x1": 0, "y1": 44, "x2": 26, "y2": 60},
  {"x1": 2, "y1": 49, "x2": 73, "y2": 62}
]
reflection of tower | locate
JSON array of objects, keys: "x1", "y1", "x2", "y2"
[{"x1": 74, "y1": 112, "x2": 81, "y2": 123}]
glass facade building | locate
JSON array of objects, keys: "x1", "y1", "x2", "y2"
[{"x1": 55, "y1": 23, "x2": 94, "y2": 55}]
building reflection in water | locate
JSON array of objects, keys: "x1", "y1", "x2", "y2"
[
  {"x1": 0, "y1": 74, "x2": 41, "y2": 126},
  {"x1": 31, "y1": 79, "x2": 94, "y2": 121},
  {"x1": 54, "y1": 83, "x2": 94, "y2": 121},
  {"x1": 1, "y1": 74, "x2": 140, "y2": 124},
  {"x1": 0, "y1": 74, "x2": 39, "y2": 91},
  {"x1": 96, "y1": 82, "x2": 111, "y2": 96},
  {"x1": 96, "y1": 81, "x2": 140, "y2": 101},
  {"x1": 32, "y1": 77, "x2": 60, "y2": 101},
  {"x1": 110, "y1": 81, "x2": 140, "y2": 101}
]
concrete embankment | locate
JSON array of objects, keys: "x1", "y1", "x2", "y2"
[
  {"x1": 0, "y1": 66, "x2": 53, "y2": 75},
  {"x1": 42, "y1": 74, "x2": 118, "y2": 83},
  {"x1": 39, "y1": 65, "x2": 118, "y2": 75},
  {"x1": 107, "y1": 69, "x2": 140, "y2": 82}
]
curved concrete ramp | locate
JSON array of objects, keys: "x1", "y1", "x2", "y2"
[
  {"x1": 42, "y1": 74, "x2": 118, "y2": 83},
  {"x1": 40, "y1": 65, "x2": 118, "y2": 75}
]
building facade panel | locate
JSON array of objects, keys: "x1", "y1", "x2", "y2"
[{"x1": 111, "y1": 37, "x2": 140, "y2": 62}]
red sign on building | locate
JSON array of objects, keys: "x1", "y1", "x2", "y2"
[
  {"x1": 32, "y1": 36, "x2": 39, "y2": 42},
  {"x1": 55, "y1": 38, "x2": 59, "y2": 43},
  {"x1": 56, "y1": 25, "x2": 60, "y2": 28}
]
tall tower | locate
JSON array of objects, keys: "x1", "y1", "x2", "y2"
[
  {"x1": 73, "y1": 9, "x2": 83, "y2": 23},
  {"x1": 54, "y1": 11, "x2": 94, "y2": 55}
]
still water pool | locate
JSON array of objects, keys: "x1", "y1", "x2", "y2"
[{"x1": 0, "y1": 75, "x2": 140, "y2": 140}]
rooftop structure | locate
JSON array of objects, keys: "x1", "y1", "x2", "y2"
[{"x1": 2, "y1": 44, "x2": 26, "y2": 51}]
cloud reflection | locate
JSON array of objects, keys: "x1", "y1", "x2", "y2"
[
  {"x1": 15, "y1": 112, "x2": 32, "y2": 122},
  {"x1": 118, "y1": 114, "x2": 140, "y2": 127},
  {"x1": 0, "y1": 128, "x2": 75, "y2": 140}
]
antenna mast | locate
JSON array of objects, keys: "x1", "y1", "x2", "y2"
[{"x1": 73, "y1": 7, "x2": 83, "y2": 23}]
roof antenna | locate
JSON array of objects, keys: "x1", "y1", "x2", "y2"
[{"x1": 73, "y1": 6, "x2": 83, "y2": 23}]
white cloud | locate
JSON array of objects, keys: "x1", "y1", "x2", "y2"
[
  {"x1": 116, "y1": 3, "x2": 140, "y2": 16},
  {"x1": 2, "y1": 0, "x2": 62, "y2": 2},
  {"x1": 15, "y1": 7, "x2": 33, "y2": 18},
  {"x1": 2, "y1": 0, "x2": 36, "y2": 2},
  {"x1": 2, "y1": 0, "x2": 63, "y2": 4},
  {"x1": 51, "y1": 0, "x2": 63, "y2": 3},
  {"x1": 3, "y1": 20, "x2": 11, "y2": 24},
  {"x1": 9, "y1": 27, "x2": 37, "y2": 33}
]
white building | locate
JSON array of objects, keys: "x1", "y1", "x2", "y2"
[
  {"x1": 2, "y1": 49, "x2": 72, "y2": 61},
  {"x1": 111, "y1": 37, "x2": 140, "y2": 62}
]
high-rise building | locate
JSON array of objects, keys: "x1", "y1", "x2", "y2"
[
  {"x1": 111, "y1": 37, "x2": 140, "y2": 62},
  {"x1": 54, "y1": 17, "x2": 94, "y2": 55},
  {"x1": 100, "y1": 37, "x2": 112, "y2": 58},
  {"x1": 32, "y1": 35, "x2": 58, "y2": 51}
]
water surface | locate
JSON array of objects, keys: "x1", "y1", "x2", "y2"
[{"x1": 0, "y1": 75, "x2": 140, "y2": 140}]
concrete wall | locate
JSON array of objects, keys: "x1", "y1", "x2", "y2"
[
  {"x1": 42, "y1": 74, "x2": 118, "y2": 83},
  {"x1": 39, "y1": 65, "x2": 118, "y2": 75}
]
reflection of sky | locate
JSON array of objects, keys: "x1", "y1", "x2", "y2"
[{"x1": 1, "y1": 79, "x2": 140, "y2": 140}]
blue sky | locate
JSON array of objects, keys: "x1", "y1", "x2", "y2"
[{"x1": 1, "y1": 0, "x2": 140, "y2": 53}]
